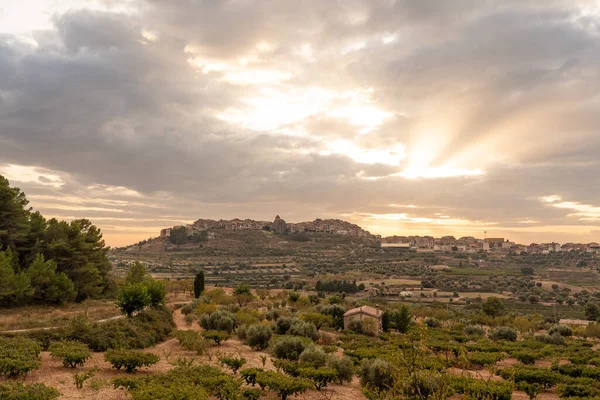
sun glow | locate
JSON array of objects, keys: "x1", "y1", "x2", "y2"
[{"x1": 321, "y1": 140, "x2": 406, "y2": 166}]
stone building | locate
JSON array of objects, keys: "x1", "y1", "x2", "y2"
[{"x1": 343, "y1": 306, "x2": 383, "y2": 335}]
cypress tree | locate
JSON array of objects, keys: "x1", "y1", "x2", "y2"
[{"x1": 194, "y1": 271, "x2": 205, "y2": 298}]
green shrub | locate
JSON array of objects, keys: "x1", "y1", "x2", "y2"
[
  {"x1": 424, "y1": 317, "x2": 441, "y2": 328},
  {"x1": 514, "y1": 351, "x2": 540, "y2": 365},
  {"x1": 272, "y1": 336, "x2": 306, "y2": 361},
  {"x1": 298, "y1": 367, "x2": 338, "y2": 390},
  {"x1": 464, "y1": 379, "x2": 512, "y2": 400},
  {"x1": 105, "y1": 349, "x2": 160, "y2": 372},
  {"x1": 0, "y1": 337, "x2": 41, "y2": 377},
  {"x1": 288, "y1": 320, "x2": 319, "y2": 341},
  {"x1": 535, "y1": 333, "x2": 565, "y2": 345},
  {"x1": 49, "y1": 340, "x2": 91, "y2": 368},
  {"x1": 467, "y1": 351, "x2": 505, "y2": 367},
  {"x1": 489, "y1": 326, "x2": 517, "y2": 342},
  {"x1": 73, "y1": 370, "x2": 95, "y2": 389},
  {"x1": 199, "y1": 310, "x2": 237, "y2": 333},
  {"x1": 557, "y1": 383, "x2": 600, "y2": 398},
  {"x1": 347, "y1": 319, "x2": 365, "y2": 334},
  {"x1": 218, "y1": 353, "x2": 246, "y2": 374},
  {"x1": 255, "y1": 370, "x2": 310, "y2": 400},
  {"x1": 498, "y1": 366, "x2": 561, "y2": 389},
  {"x1": 273, "y1": 358, "x2": 300, "y2": 376},
  {"x1": 202, "y1": 330, "x2": 231, "y2": 345},
  {"x1": 359, "y1": 358, "x2": 394, "y2": 392},
  {"x1": 174, "y1": 330, "x2": 208, "y2": 355},
  {"x1": 464, "y1": 325, "x2": 485, "y2": 336},
  {"x1": 0, "y1": 382, "x2": 60, "y2": 400},
  {"x1": 243, "y1": 324, "x2": 272, "y2": 350},
  {"x1": 299, "y1": 345, "x2": 327, "y2": 368},
  {"x1": 326, "y1": 355, "x2": 355, "y2": 384},
  {"x1": 548, "y1": 324, "x2": 573, "y2": 337}
]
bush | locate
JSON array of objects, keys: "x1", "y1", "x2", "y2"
[
  {"x1": 498, "y1": 366, "x2": 561, "y2": 389},
  {"x1": 0, "y1": 382, "x2": 60, "y2": 400},
  {"x1": 326, "y1": 355, "x2": 355, "y2": 384},
  {"x1": 489, "y1": 326, "x2": 517, "y2": 342},
  {"x1": 202, "y1": 330, "x2": 231, "y2": 345},
  {"x1": 347, "y1": 319, "x2": 365, "y2": 334},
  {"x1": 467, "y1": 351, "x2": 505, "y2": 367},
  {"x1": 244, "y1": 324, "x2": 273, "y2": 350},
  {"x1": 359, "y1": 358, "x2": 394, "y2": 392},
  {"x1": 275, "y1": 317, "x2": 293, "y2": 335},
  {"x1": 535, "y1": 332, "x2": 565, "y2": 345},
  {"x1": 298, "y1": 367, "x2": 337, "y2": 390},
  {"x1": 199, "y1": 310, "x2": 237, "y2": 333},
  {"x1": 548, "y1": 324, "x2": 573, "y2": 337},
  {"x1": 174, "y1": 330, "x2": 208, "y2": 355},
  {"x1": 0, "y1": 337, "x2": 42, "y2": 377},
  {"x1": 299, "y1": 345, "x2": 327, "y2": 368},
  {"x1": 272, "y1": 337, "x2": 306, "y2": 361},
  {"x1": 424, "y1": 317, "x2": 441, "y2": 328},
  {"x1": 464, "y1": 325, "x2": 485, "y2": 336},
  {"x1": 49, "y1": 340, "x2": 91, "y2": 368},
  {"x1": 514, "y1": 351, "x2": 540, "y2": 365},
  {"x1": 255, "y1": 370, "x2": 310, "y2": 400},
  {"x1": 460, "y1": 379, "x2": 513, "y2": 400},
  {"x1": 288, "y1": 320, "x2": 319, "y2": 341},
  {"x1": 218, "y1": 353, "x2": 246, "y2": 374},
  {"x1": 105, "y1": 349, "x2": 160, "y2": 372},
  {"x1": 241, "y1": 368, "x2": 263, "y2": 386},
  {"x1": 557, "y1": 383, "x2": 600, "y2": 398}
]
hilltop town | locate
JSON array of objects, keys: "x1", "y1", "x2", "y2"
[{"x1": 155, "y1": 215, "x2": 599, "y2": 255}]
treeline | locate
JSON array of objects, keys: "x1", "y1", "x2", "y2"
[
  {"x1": 0, "y1": 175, "x2": 112, "y2": 306},
  {"x1": 315, "y1": 280, "x2": 365, "y2": 293}
]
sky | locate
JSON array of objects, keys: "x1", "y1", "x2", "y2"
[{"x1": 1, "y1": 0, "x2": 600, "y2": 247}]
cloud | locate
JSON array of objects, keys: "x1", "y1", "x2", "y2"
[{"x1": 0, "y1": 0, "x2": 599, "y2": 245}]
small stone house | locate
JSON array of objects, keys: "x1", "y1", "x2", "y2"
[{"x1": 343, "y1": 306, "x2": 383, "y2": 335}]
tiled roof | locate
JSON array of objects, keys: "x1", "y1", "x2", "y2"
[{"x1": 343, "y1": 306, "x2": 383, "y2": 319}]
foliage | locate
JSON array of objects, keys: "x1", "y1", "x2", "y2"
[
  {"x1": 73, "y1": 370, "x2": 95, "y2": 389},
  {"x1": 202, "y1": 330, "x2": 231, "y2": 345},
  {"x1": 117, "y1": 283, "x2": 151, "y2": 316},
  {"x1": 359, "y1": 358, "x2": 394, "y2": 392},
  {"x1": 548, "y1": 324, "x2": 573, "y2": 337},
  {"x1": 315, "y1": 280, "x2": 361, "y2": 293},
  {"x1": 0, "y1": 382, "x2": 60, "y2": 400},
  {"x1": 464, "y1": 325, "x2": 485, "y2": 336},
  {"x1": 518, "y1": 382, "x2": 542, "y2": 400},
  {"x1": 585, "y1": 303, "x2": 600, "y2": 321},
  {"x1": 299, "y1": 345, "x2": 327, "y2": 368},
  {"x1": 326, "y1": 355, "x2": 355, "y2": 384},
  {"x1": 0, "y1": 337, "x2": 41, "y2": 377},
  {"x1": 514, "y1": 351, "x2": 540, "y2": 365},
  {"x1": 467, "y1": 351, "x2": 505, "y2": 367},
  {"x1": 498, "y1": 366, "x2": 561, "y2": 389},
  {"x1": 482, "y1": 297, "x2": 506, "y2": 317},
  {"x1": 175, "y1": 330, "x2": 208, "y2": 355},
  {"x1": 241, "y1": 367, "x2": 263, "y2": 386},
  {"x1": 489, "y1": 326, "x2": 517, "y2": 342},
  {"x1": 272, "y1": 336, "x2": 306, "y2": 361},
  {"x1": 348, "y1": 319, "x2": 366, "y2": 334},
  {"x1": 199, "y1": 310, "x2": 238, "y2": 333},
  {"x1": 0, "y1": 175, "x2": 112, "y2": 304},
  {"x1": 255, "y1": 370, "x2": 310, "y2": 400},
  {"x1": 300, "y1": 313, "x2": 332, "y2": 330},
  {"x1": 145, "y1": 279, "x2": 166, "y2": 308},
  {"x1": 424, "y1": 317, "x2": 441, "y2": 328},
  {"x1": 105, "y1": 349, "x2": 160, "y2": 372},
  {"x1": 194, "y1": 271, "x2": 205, "y2": 298},
  {"x1": 48, "y1": 340, "x2": 91, "y2": 368},
  {"x1": 218, "y1": 353, "x2": 247, "y2": 374},
  {"x1": 244, "y1": 324, "x2": 273, "y2": 350},
  {"x1": 393, "y1": 305, "x2": 413, "y2": 333},
  {"x1": 125, "y1": 262, "x2": 147, "y2": 284},
  {"x1": 453, "y1": 378, "x2": 513, "y2": 400},
  {"x1": 535, "y1": 333, "x2": 565, "y2": 345},
  {"x1": 320, "y1": 304, "x2": 346, "y2": 329},
  {"x1": 288, "y1": 320, "x2": 319, "y2": 340},
  {"x1": 557, "y1": 383, "x2": 600, "y2": 398},
  {"x1": 298, "y1": 367, "x2": 338, "y2": 390}
]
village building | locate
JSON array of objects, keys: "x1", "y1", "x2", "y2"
[
  {"x1": 273, "y1": 215, "x2": 287, "y2": 234},
  {"x1": 343, "y1": 306, "x2": 383, "y2": 335}
]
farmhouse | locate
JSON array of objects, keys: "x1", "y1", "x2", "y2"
[{"x1": 343, "y1": 305, "x2": 383, "y2": 335}]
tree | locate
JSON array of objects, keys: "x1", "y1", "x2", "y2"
[
  {"x1": 521, "y1": 266, "x2": 535, "y2": 275},
  {"x1": 585, "y1": 303, "x2": 600, "y2": 321},
  {"x1": 125, "y1": 262, "x2": 147, "y2": 284},
  {"x1": 145, "y1": 279, "x2": 166, "y2": 307},
  {"x1": 168, "y1": 227, "x2": 188, "y2": 245},
  {"x1": 234, "y1": 284, "x2": 252, "y2": 296},
  {"x1": 194, "y1": 271, "x2": 205, "y2": 298},
  {"x1": 393, "y1": 305, "x2": 413, "y2": 333},
  {"x1": 482, "y1": 297, "x2": 505, "y2": 317},
  {"x1": 0, "y1": 176, "x2": 31, "y2": 255},
  {"x1": 300, "y1": 313, "x2": 333, "y2": 330},
  {"x1": 27, "y1": 254, "x2": 75, "y2": 304},
  {"x1": 0, "y1": 250, "x2": 33, "y2": 306},
  {"x1": 116, "y1": 283, "x2": 151, "y2": 316}
]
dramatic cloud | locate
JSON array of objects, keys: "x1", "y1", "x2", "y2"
[{"x1": 1, "y1": 0, "x2": 599, "y2": 246}]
